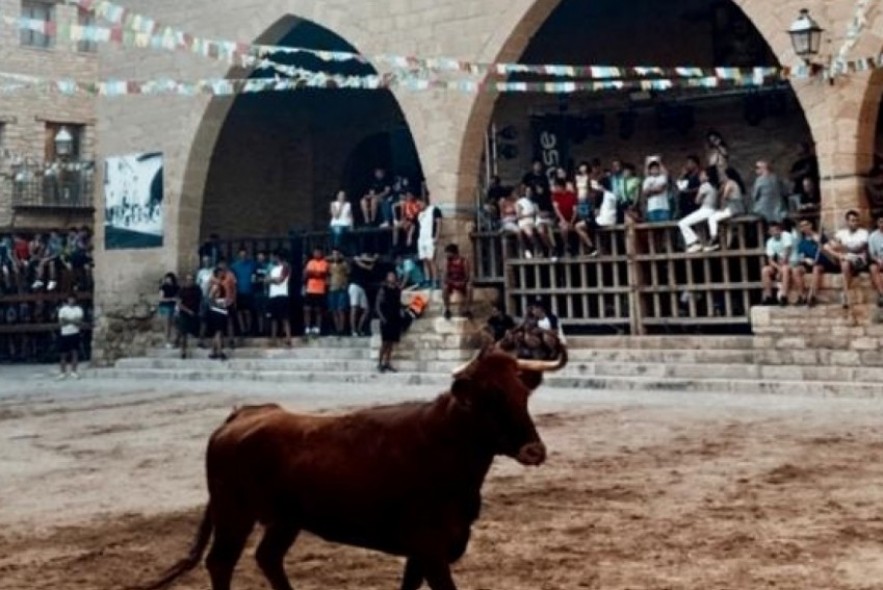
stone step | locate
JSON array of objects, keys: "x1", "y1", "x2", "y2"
[
  {"x1": 563, "y1": 335, "x2": 757, "y2": 350},
  {"x1": 86, "y1": 367, "x2": 883, "y2": 398},
  {"x1": 116, "y1": 356, "x2": 883, "y2": 384}
]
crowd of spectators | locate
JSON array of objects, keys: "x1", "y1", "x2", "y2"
[
  {"x1": 481, "y1": 134, "x2": 821, "y2": 260},
  {"x1": 0, "y1": 227, "x2": 93, "y2": 295}
]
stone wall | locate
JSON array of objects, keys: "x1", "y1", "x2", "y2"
[{"x1": 0, "y1": 0, "x2": 97, "y2": 229}]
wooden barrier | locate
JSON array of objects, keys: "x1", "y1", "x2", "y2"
[{"x1": 474, "y1": 216, "x2": 767, "y2": 335}]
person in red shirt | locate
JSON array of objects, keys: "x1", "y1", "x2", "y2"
[{"x1": 551, "y1": 178, "x2": 578, "y2": 257}]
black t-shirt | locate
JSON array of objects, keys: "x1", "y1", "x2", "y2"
[
  {"x1": 522, "y1": 171, "x2": 549, "y2": 194},
  {"x1": 179, "y1": 285, "x2": 202, "y2": 313},
  {"x1": 532, "y1": 187, "x2": 553, "y2": 214},
  {"x1": 160, "y1": 283, "x2": 179, "y2": 302},
  {"x1": 679, "y1": 172, "x2": 700, "y2": 196},
  {"x1": 370, "y1": 176, "x2": 391, "y2": 196}
]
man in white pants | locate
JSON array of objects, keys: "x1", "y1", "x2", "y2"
[
  {"x1": 417, "y1": 198, "x2": 442, "y2": 288},
  {"x1": 678, "y1": 167, "x2": 719, "y2": 253}
]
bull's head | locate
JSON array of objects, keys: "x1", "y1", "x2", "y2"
[{"x1": 449, "y1": 343, "x2": 567, "y2": 466}]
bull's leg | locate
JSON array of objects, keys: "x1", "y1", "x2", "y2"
[
  {"x1": 205, "y1": 518, "x2": 253, "y2": 590},
  {"x1": 400, "y1": 558, "x2": 424, "y2": 590},
  {"x1": 255, "y1": 524, "x2": 300, "y2": 590},
  {"x1": 421, "y1": 560, "x2": 458, "y2": 590}
]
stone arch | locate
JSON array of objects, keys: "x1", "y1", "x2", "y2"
[
  {"x1": 176, "y1": 9, "x2": 422, "y2": 268},
  {"x1": 455, "y1": 0, "x2": 824, "y2": 210}
]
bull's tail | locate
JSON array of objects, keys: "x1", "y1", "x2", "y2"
[{"x1": 133, "y1": 503, "x2": 213, "y2": 590}]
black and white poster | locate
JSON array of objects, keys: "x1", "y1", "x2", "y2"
[{"x1": 103, "y1": 152, "x2": 164, "y2": 250}]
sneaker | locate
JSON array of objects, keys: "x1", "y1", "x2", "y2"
[
  {"x1": 378, "y1": 364, "x2": 387, "y2": 373},
  {"x1": 31, "y1": 280, "x2": 44, "y2": 290},
  {"x1": 550, "y1": 256, "x2": 559, "y2": 263},
  {"x1": 384, "y1": 364, "x2": 398, "y2": 373},
  {"x1": 703, "y1": 242, "x2": 720, "y2": 252},
  {"x1": 218, "y1": 353, "x2": 228, "y2": 361},
  {"x1": 165, "y1": 342, "x2": 173, "y2": 349},
  {"x1": 807, "y1": 295, "x2": 817, "y2": 308},
  {"x1": 47, "y1": 281, "x2": 57, "y2": 291},
  {"x1": 312, "y1": 326, "x2": 321, "y2": 336},
  {"x1": 777, "y1": 295, "x2": 788, "y2": 306},
  {"x1": 70, "y1": 372, "x2": 80, "y2": 380},
  {"x1": 587, "y1": 249, "x2": 599, "y2": 257},
  {"x1": 444, "y1": 309, "x2": 452, "y2": 321},
  {"x1": 686, "y1": 243, "x2": 703, "y2": 254},
  {"x1": 55, "y1": 372, "x2": 67, "y2": 381},
  {"x1": 352, "y1": 331, "x2": 359, "y2": 337},
  {"x1": 762, "y1": 296, "x2": 775, "y2": 306},
  {"x1": 379, "y1": 222, "x2": 390, "y2": 228},
  {"x1": 841, "y1": 292, "x2": 849, "y2": 309},
  {"x1": 524, "y1": 250, "x2": 533, "y2": 259}
]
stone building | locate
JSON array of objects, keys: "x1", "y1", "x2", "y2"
[
  {"x1": 0, "y1": 0, "x2": 98, "y2": 229},
  {"x1": 89, "y1": 0, "x2": 883, "y2": 361}
]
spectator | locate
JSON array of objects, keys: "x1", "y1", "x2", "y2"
[
  {"x1": 792, "y1": 217, "x2": 833, "y2": 307},
  {"x1": 516, "y1": 186, "x2": 540, "y2": 259},
  {"x1": 157, "y1": 272, "x2": 179, "y2": 347},
  {"x1": 37, "y1": 230, "x2": 63, "y2": 292},
  {"x1": 442, "y1": 243, "x2": 473, "y2": 321},
  {"x1": 11, "y1": 232, "x2": 28, "y2": 290},
  {"x1": 824, "y1": 209, "x2": 869, "y2": 308},
  {"x1": 348, "y1": 253, "x2": 376, "y2": 337},
  {"x1": 375, "y1": 270, "x2": 403, "y2": 373},
  {"x1": 792, "y1": 177, "x2": 820, "y2": 215},
  {"x1": 761, "y1": 220, "x2": 793, "y2": 305},
  {"x1": 416, "y1": 197, "x2": 442, "y2": 288},
  {"x1": 532, "y1": 181, "x2": 557, "y2": 258},
  {"x1": 575, "y1": 162, "x2": 591, "y2": 204},
  {"x1": 267, "y1": 250, "x2": 292, "y2": 347},
  {"x1": 593, "y1": 179, "x2": 618, "y2": 230},
  {"x1": 530, "y1": 298, "x2": 566, "y2": 345},
  {"x1": 56, "y1": 293, "x2": 84, "y2": 380},
  {"x1": 396, "y1": 254, "x2": 424, "y2": 290},
  {"x1": 642, "y1": 157, "x2": 671, "y2": 222},
  {"x1": 393, "y1": 190, "x2": 421, "y2": 252},
  {"x1": 207, "y1": 267, "x2": 230, "y2": 360},
  {"x1": 678, "y1": 167, "x2": 720, "y2": 253},
  {"x1": 751, "y1": 161, "x2": 787, "y2": 223},
  {"x1": 522, "y1": 159, "x2": 550, "y2": 197},
  {"x1": 28, "y1": 233, "x2": 45, "y2": 290},
  {"x1": 251, "y1": 251, "x2": 271, "y2": 337},
  {"x1": 485, "y1": 303, "x2": 516, "y2": 343},
  {"x1": 195, "y1": 255, "x2": 214, "y2": 348},
  {"x1": 706, "y1": 129, "x2": 730, "y2": 177},
  {"x1": 215, "y1": 259, "x2": 238, "y2": 347},
  {"x1": 198, "y1": 233, "x2": 222, "y2": 267},
  {"x1": 230, "y1": 248, "x2": 257, "y2": 338},
  {"x1": 329, "y1": 190, "x2": 353, "y2": 251},
  {"x1": 498, "y1": 191, "x2": 520, "y2": 239},
  {"x1": 788, "y1": 141, "x2": 819, "y2": 197},
  {"x1": 327, "y1": 248, "x2": 350, "y2": 337},
  {"x1": 551, "y1": 178, "x2": 577, "y2": 257},
  {"x1": 302, "y1": 248, "x2": 329, "y2": 337},
  {"x1": 176, "y1": 273, "x2": 202, "y2": 359},
  {"x1": 573, "y1": 184, "x2": 599, "y2": 257},
  {"x1": 705, "y1": 167, "x2": 747, "y2": 252},
  {"x1": 360, "y1": 167, "x2": 391, "y2": 227},
  {"x1": 620, "y1": 163, "x2": 642, "y2": 222},
  {"x1": 483, "y1": 176, "x2": 508, "y2": 229},
  {"x1": 676, "y1": 155, "x2": 702, "y2": 218},
  {"x1": 868, "y1": 214, "x2": 883, "y2": 308},
  {"x1": 0, "y1": 234, "x2": 13, "y2": 293}
]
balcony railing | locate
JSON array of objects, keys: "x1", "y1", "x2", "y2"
[{"x1": 7, "y1": 162, "x2": 95, "y2": 209}]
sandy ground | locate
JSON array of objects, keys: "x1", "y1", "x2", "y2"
[{"x1": 3, "y1": 366, "x2": 883, "y2": 589}]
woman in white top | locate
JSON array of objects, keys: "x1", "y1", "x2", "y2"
[
  {"x1": 678, "y1": 167, "x2": 720, "y2": 253},
  {"x1": 515, "y1": 186, "x2": 539, "y2": 258},
  {"x1": 705, "y1": 167, "x2": 747, "y2": 251},
  {"x1": 329, "y1": 190, "x2": 353, "y2": 250}
]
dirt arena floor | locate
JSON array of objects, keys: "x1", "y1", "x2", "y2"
[{"x1": 3, "y1": 369, "x2": 883, "y2": 589}]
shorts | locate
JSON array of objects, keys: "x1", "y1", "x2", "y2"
[
  {"x1": 418, "y1": 239, "x2": 435, "y2": 261},
  {"x1": 236, "y1": 293, "x2": 254, "y2": 312},
  {"x1": 177, "y1": 312, "x2": 200, "y2": 336},
  {"x1": 646, "y1": 209, "x2": 672, "y2": 223},
  {"x1": 844, "y1": 256, "x2": 869, "y2": 273},
  {"x1": 381, "y1": 320, "x2": 402, "y2": 343},
  {"x1": 803, "y1": 258, "x2": 840, "y2": 274},
  {"x1": 304, "y1": 293, "x2": 326, "y2": 309},
  {"x1": 157, "y1": 303, "x2": 175, "y2": 318},
  {"x1": 517, "y1": 218, "x2": 535, "y2": 230},
  {"x1": 348, "y1": 284, "x2": 368, "y2": 309},
  {"x1": 207, "y1": 309, "x2": 229, "y2": 336},
  {"x1": 535, "y1": 214, "x2": 555, "y2": 226},
  {"x1": 58, "y1": 333, "x2": 80, "y2": 354},
  {"x1": 328, "y1": 289, "x2": 348, "y2": 311},
  {"x1": 445, "y1": 281, "x2": 467, "y2": 294},
  {"x1": 268, "y1": 296, "x2": 290, "y2": 321},
  {"x1": 500, "y1": 221, "x2": 520, "y2": 234}
]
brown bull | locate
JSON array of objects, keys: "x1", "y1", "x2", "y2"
[{"x1": 140, "y1": 346, "x2": 566, "y2": 590}]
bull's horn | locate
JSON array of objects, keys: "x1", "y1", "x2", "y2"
[
  {"x1": 515, "y1": 350, "x2": 568, "y2": 372},
  {"x1": 451, "y1": 350, "x2": 482, "y2": 377}
]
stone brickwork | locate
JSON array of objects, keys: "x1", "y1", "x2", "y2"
[
  {"x1": 0, "y1": 0, "x2": 97, "y2": 229},
  {"x1": 88, "y1": 0, "x2": 883, "y2": 361}
]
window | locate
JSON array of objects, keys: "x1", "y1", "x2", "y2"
[
  {"x1": 76, "y1": 8, "x2": 97, "y2": 53},
  {"x1": 44, "y1": 122, "x2": 84, "y2": 162},
  {"x1": 19, "y1": 0, "x2": 54, "y2": 49}
]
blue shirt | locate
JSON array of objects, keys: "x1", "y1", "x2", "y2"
[
  {"x1": 230, "y1": 259, "x2": 257, "y2": 294},
  {"x1": 796, "y1": 234, "x2": 828, "y2": 263}
]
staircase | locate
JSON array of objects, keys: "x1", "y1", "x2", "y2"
[{"x1": 87, "y1": 286, "x2": 883, "y2": 397}]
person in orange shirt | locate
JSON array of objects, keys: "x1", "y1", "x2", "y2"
[{"x1": 303, "y1": 248, "x2": 329, "y2": 337}]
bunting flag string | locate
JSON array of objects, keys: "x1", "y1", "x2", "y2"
[{"x1": 833, "y1": 0, "x2": 874, "y2": 75}]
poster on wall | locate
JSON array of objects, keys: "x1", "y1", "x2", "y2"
[{"x1": 103, "y1": 152, "x2": 164, "y2": 250}]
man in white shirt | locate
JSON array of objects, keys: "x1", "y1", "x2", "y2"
[
  {"x1": 824, "y1": 209, "x2": 870, "y2": 308},
  {"x1": 57, "y1": 294, "x2": 84, "y2": 380},
  {"x1": 761, "y1": 221, "x2": 794, "y2": 305},
  {"x1": 641, "y1": 159, "x2": 671, "y2": 222},
  {"x1": 416, "y1": 198, "x2": 442, "y2": 288}
]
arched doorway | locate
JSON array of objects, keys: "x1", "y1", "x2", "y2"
[
  {"x1": 480, "y1": 0, "x2": 814, "y2": 198},
  {"x1": 197, "y1": 16, "x2": 423, "y2": 239}
]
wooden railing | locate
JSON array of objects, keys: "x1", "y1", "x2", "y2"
[{"x1": 474, "y1": 216, "x2": 767, "y2": 335}]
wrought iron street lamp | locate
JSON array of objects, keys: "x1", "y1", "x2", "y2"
[
  {"x1": 788, "y1": 9, "x2": 824, "y2": 63},
  {"x1": 53, "y1": 126, "x2": 74, "y2": 203}
]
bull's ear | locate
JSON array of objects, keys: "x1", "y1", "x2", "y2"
[
  {"x1": 451, "y1": 378, "x2": 475, "y2": 407},
  {"x1": 518, "y1": 371, "x2": 544, "y2": 392}
]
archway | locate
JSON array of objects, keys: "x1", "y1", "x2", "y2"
[
  {"x1": 472, "y1": 0, "x2": 814, "y2": 199},
  {"x1": 192, "y1": 15, "x2": 423, "y2": 240}
]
